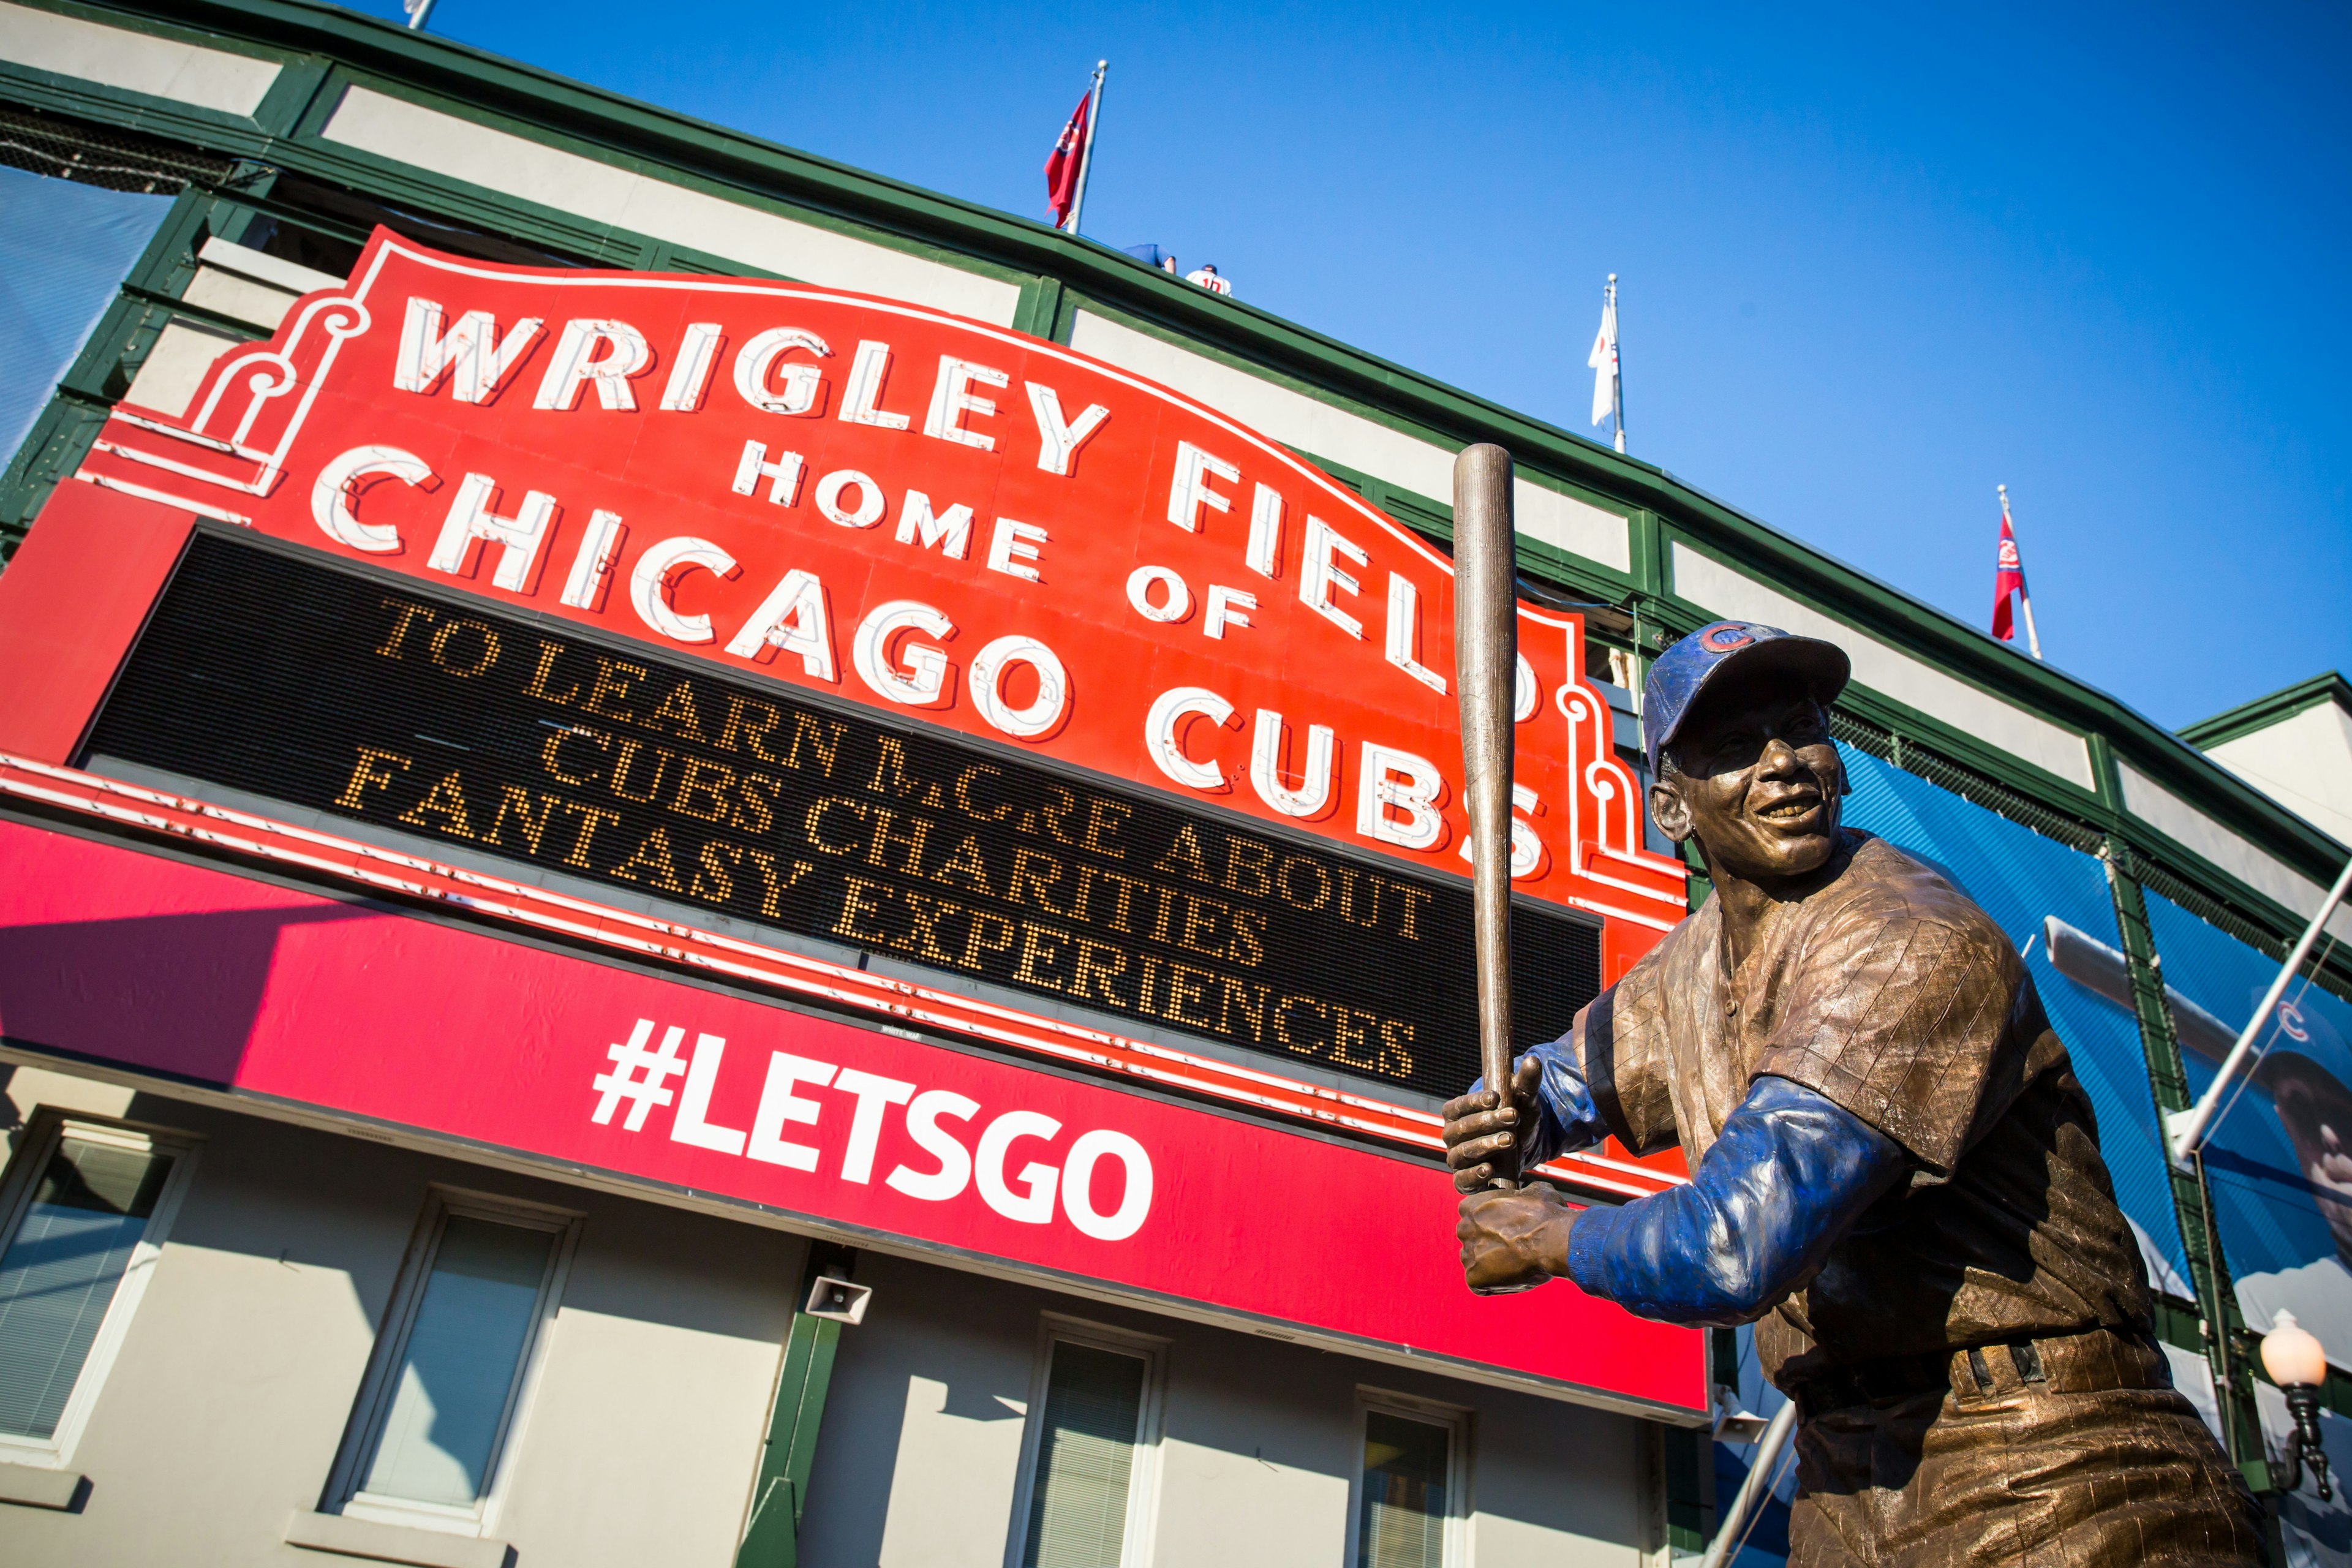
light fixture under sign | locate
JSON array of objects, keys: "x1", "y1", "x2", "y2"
[{"x1": 805, "y1": 1276, "x2": 873, "y2": 1325}]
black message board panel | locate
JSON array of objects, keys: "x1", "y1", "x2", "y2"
[{"x1": 85, "y1": 533, "x2": 1602, "y2": 1101}]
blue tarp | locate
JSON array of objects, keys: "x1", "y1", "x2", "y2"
[{"x1": 0, "y1": 162, "x2": 172, "y2": 468}]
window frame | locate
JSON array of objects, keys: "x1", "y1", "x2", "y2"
[
  {"x1": 1003, "y1": 1311, "x2": 1169, "y2": 1568},
  {"x1": 1344, "y1": 1387, "x2": 1472, "y2": 1568},
  {"x1": 0, "y1": 1108, "x2": 199, "y2": 1469},
  {"x1": 322, "y1": 1185, "x2": 581, "y2": 1538}
]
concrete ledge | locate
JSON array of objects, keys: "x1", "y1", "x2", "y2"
[
  {"x1": 285, "y1": 1512, "x2": 514, "y2": 1568},
  {"x1": 0, "y1": 1461, "x2": 88, "y2": 1510}
]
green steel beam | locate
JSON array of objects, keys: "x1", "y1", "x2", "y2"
[
  {"x1": 2179, "y1": 674, "x2": 2351, "y2": 753},
  {"x1": 736, "y1": 1243, "x2": 858, "y2": 1568},
  {"x1": 1662, "y1": 1423, "x2": 1709, "y2": 1555},
  {"x1": 2105, "y1": 849, "x2": 2270, "y2": 1492}
]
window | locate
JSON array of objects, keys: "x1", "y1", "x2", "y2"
[
  {"x1": 328, "y1": 1191, "x2": 576, "y2": 1533},
  {"x1": 0, "y1": 1115, "x2": 194, "y2": 1463},
  {"x1": 1348, "y1": 1393, "x2": 1468, "y2": 1568},
  {"x1": 1011, "y1": 1317, "x2": 1165, "y2": 1568}
]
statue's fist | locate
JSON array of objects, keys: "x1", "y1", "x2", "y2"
[
  {"x1": 1441, "y1": 1054, "x2": 1544, "y2": 1193},
  {"x1": 1457, "y1": 1183, "x2": 1576, "y2": 1295}
]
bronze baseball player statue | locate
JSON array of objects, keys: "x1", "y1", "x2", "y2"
[{"x1": 1445, "y1": 621, "x2": 2262, "y2": 1565}]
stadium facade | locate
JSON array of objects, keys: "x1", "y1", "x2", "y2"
[{"x1": 0, "y1": 4, "x2": 2344, "y2": 1565}]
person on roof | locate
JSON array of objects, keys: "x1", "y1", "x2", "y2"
[
  {"x1": 1184, "y1": 262, "x2": 1231, "y2": 296},
  {"x1": 1444, "y1": 621, "x2": 2260, "y2": 1566}
]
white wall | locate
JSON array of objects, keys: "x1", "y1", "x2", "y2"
[
  {"x1": 1067, "y1": 311, "x2": 1635, "y2": 575},
  {"x1": 0, "y1": 1, "x2": 279, "y2": 116},
  {"x1": 117, "y1": 239, "x2": 375, "y2": 418},
  {"x1": 0, "y1": 1069, "x2": 798, "y2": 1568},
  {"x1": 2117, "y1": 762, "x2": 2352, "y2": 944},
  {"x1": 492, "y1": 1198, "x2": 797, "y2": 1567},
  {"x1": 799, "y1": 1248, "x2": 1659, "y2": 1568},
  {"x1": 2201, "y1": 698, "x2": 2352, "y2": 850},
  {"x1": 318, "y1": 87, "x2": 1022, "y2": 326}
]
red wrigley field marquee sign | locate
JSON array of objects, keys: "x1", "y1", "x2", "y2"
[{"x1": 0, "y1": 232, "x2": 1700, "y2": 1412}]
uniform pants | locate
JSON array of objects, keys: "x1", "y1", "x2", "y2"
[{"x1": 1787, "y1": 1330, "x2": 2263, "y2": 1566}]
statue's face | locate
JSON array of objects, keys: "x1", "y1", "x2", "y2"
[{"x1": 1648, "y1": 670, "x2": 1844, "y2": 887}]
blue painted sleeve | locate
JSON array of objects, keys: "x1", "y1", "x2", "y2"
[
  {"x1": 1470, "y1": 1033, "x2": 1611, "y2": 1166},
  {"x1": 1562, "y1": 1075, "x2": 1908, "y2": 1326}
]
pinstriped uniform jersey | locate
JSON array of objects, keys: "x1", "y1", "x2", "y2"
[{"x1": 1572, "y1": 831, "x2": 2149, "y2": 1389}]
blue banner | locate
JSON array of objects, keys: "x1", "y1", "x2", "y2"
[
  {"x1": 2144, "y1": 892, "x2": 2352, "y2": 1364},
  {"x1": 0, "y1": 163, "x2": 171, "y2": 468}
]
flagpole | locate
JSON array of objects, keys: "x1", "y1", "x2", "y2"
[
  {"x1": 1066, "y1": 60, "x2": 1107, "y2": 236},
  {"x1": 2000, "y1": 484, "x2": 2043, "y2": 661},
  {"x1": 1608, "y1": 273, "x2": 1626, "y2": 454}
]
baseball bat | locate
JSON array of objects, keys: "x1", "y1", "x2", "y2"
[{"x1": 1452, "y1": 443, "x2": 1519, "y2": 1191}]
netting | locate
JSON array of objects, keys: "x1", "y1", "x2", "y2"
[
  {"x1": 0, "y1": 105, "x2": 235, "y2": 195},
  {"x1": 1830, "y1": 709, "x2": 2103, "y2": 853}
]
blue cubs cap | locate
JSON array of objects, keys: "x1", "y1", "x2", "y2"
[{"x1": 1643, "y1": 621, "x2": 1850, "y2": 774}]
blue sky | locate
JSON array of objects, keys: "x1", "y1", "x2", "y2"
[{"x1": 360, "y1": 0, "x2": 2348, "y2": 730}]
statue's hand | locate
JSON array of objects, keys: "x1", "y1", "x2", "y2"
[
  {"x1": 1457, "y1": 1183, "x2": 1576, "y2": 1295},
  {"x1": 1441, "y1": 1053, "x2": 1544, "y2": 1193}
]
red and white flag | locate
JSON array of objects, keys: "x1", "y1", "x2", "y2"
[
  {"x1": 1044, "y1": 92, "x2": 1091, "y2": 228},
  {"x1": 1587, "y1": 292, "x2": 1618, "y2": 428},
  {"x1": 1991, "y1": 514, "x2": 2027, "y2": 641}
]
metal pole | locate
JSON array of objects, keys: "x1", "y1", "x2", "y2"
[
  {"x1": 1066, "y1": 61, "x2": 1107, "y2": 237},
  {"x1": 2000, "y1": 485, "x2": 2043, "y2": 662},
  {"x1": 2166, "y1": 854, "x2": 2352, "y2": 1167},
  {"x1": 1608, "y1": 274, "x2": 1626, "y2": 454},
  {"x1": 1453, "y1": 443, "x2": 1520, "y2": 1194},
  {"x1": 1699, "y1": 1401, "x2": 1797, "y2": 1568},
  {"x1": 404, "y1": 0, "x2": 439, "y2": 31}
]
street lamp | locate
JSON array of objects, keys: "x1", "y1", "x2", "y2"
[{"x1": 2260, "y1": 1310, "x2": 2334, "y2": 1501}]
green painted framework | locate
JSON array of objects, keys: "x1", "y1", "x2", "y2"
[
  {"x1": 2179, "y1": 673, "x2": 2352, "y2": 753},
  {"x1": 2, "y1": 0, "x2": 2348, "y2": 1523},
  {"x1": 734, "y1": 1244, "x2": 857, "y2": 1568}
]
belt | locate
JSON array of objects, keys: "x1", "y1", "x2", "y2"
[{"x1": 1790, "y1": 1326, "x2": 2169, "y2": 1421}]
